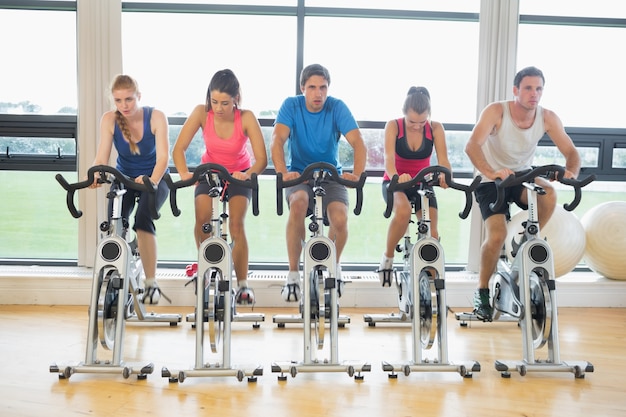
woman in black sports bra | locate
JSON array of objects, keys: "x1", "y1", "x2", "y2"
[{"x1": 378, "y1": 86, "x2": 452, "y2": 281}]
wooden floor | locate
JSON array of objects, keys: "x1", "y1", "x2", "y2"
[{"x1": 0, "y1": 304, "x2": 624, "y2": 417}]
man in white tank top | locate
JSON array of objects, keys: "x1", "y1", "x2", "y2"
[{"x1": 464, "y1": 66, "x2": 581, "y2": 321}]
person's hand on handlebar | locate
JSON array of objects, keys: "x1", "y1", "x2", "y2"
[
  {"x1": 88, "y1": 171, "x2": 102, "y2": 189},
  {"x1": 491, "y1": 168, "x2": 515, "y2": 182},
  {"x1": 231, "y1": 170, "x2": 251, "y2": 181},
  {"x1": 134, "y1": 176, "x2": 154, "y2": 186},
  {"x1": 396, "y1": 173, "x2": 412, "y2": 183},
  {"x1": 557, "y1": 168, "x2": 578, "y2": 181},
  {"x1": 340, "y1": 171, "x2": 360, "y2": 183},
  {"x1": 438, "y1": 172, "x2": 449, "y2": 189},
  {"x1": 282, "y1": 171, "x2": 301, "y2": 181},
  {"x1": 178, "y1": 171, "x2": 194, "y2": 182}
]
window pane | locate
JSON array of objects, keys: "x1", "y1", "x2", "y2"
[
  {"x1": 122, "y1": 13, "x2": 296, "y2": 118},
  {"x1": 518, "y1": 24, "x2": 626, "y2": 128},
  {"x1": 0, "y1": 136, "x2": 76, "y2": 156},
  {"x1": 613, "y1": 148, "x2": 626, "y2": 168},
  {"x1": 0, "y1": 171, "x2": 78, "y2": 259},
  {"x1": 534, "y1": 146, "x2": 599, "y2": 168},
  {"x1": 444, "y1": 131, "x2": 474, "y2": 173},
  {"x1": 357, "y1": 128, "x2": 384, "y2": 171},
  {"x1": 304, "y1": 17, "x2": 479, "y2": 124},
  {"x1": 306, "y1": 0, "x2": 479, "y2": 13},
  {"x1": 579, "y1": 147, "x2": 600, "y2": 168},
  {"x1": 0, "y1": 10, "x2": 77, "y2": 115},
  {"x1": 520, "y1": 0, "x2": 626, "y2": 19}
]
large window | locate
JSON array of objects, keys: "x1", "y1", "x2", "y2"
[
  {"x1": 0, "y1": 9, "x2": 77, "y2": 115},
  {"x1": 518, "y1": 25, "x2": 626, "y2": 129},
  {"x1": 303, "y1": 17, "x2": 479, "y2": 124},
  {"x1": 1, "y1": 1, "x2": 624, "y2": 269},
  {"x1": 122, "y1": 13, "x2": 296, "y2": 119}
]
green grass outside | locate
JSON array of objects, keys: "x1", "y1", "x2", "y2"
[{"x1": 0, "y1": 171, "x2": 622, "y2": 266}]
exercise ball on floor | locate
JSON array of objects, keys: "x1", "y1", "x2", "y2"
[
  {"x1": 505, "y1": 205, "x2": 586, "y2": 277},
  {"x1": 581, "y1": 201, "x2": 626, "y2": 280}
]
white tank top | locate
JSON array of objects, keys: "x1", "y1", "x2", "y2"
[{"x1": 480, "y1": 101, "x2": 545, "y2": 179}]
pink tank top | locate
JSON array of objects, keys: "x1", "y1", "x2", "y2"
[{"x1": 201, "y1": 109, "x2": 251, "y2": 173}]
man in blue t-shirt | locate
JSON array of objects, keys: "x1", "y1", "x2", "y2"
[{"x1": 271, "y1": 63, "x2": 367, "y2": 302}]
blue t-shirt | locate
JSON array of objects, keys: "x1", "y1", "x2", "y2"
[
  {"x1": 113, "y1": 107, "x2": 158, "y2": 178},
  {"x1": 274, "y1": 95, "x2": 359, "y2": 174}
]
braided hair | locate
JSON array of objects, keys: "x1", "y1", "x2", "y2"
[{"x1": 111, "y1": 74, "x2": 141, "y2": 155}]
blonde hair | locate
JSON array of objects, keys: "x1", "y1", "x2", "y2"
[{"x1": 111, "y1": 74, "x2": 141, "y2": 155}]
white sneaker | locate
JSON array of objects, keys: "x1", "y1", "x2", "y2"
[
  {"x1": 142, "y1": 284, "x2": 161, "y2": 304},
  {"x1": 377, "y1": 254, "x2": 394, "y2": 287},
  {"x1": 281, "y1": 271, "x2": 301, "y2": 302}
]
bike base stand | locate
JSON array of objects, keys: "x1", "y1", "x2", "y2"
[
  {"x1": 162, "y1": 364, "x2": 263, "y2": 383},
  {"x1": 271, "y1": 360, "x2": 372, "y2": 381},
  {"x1": 494, "y1": 359, "x2": 594, "y2": 378},
  {"x1": 50, "y1": 361, "x2": 154, "y2": 380},
  {"x1": 363, "y1": 311, "x2": 409, "y2": 326},
  {"x1": 186, "y1": 311, "x2": 265, "y2": 329},
  {"x1": 128, "y1": 310, "x2": 182, "y2": 325},
  {"x1": 382, "y1": 360, "x2": 480, "y2": 378},
  {"x1": 273, "y1": 313, "x2": 350, "y2": 328}
]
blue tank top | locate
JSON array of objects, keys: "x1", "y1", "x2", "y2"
[{"x1": 113, "y1": 107, "x2": 158, "y2": 178}]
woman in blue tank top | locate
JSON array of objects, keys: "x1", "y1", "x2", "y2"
[{"x1": 91, "y1": 74, "x2": 170, "y2": 304}]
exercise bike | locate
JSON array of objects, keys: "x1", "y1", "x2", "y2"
[
  {"x1": 271, "y1": 162, "x2": 371, "y2": 381},
  {"x1": 50, "y1": 165, "x2": 181, "y2": 380},
  {"x1": 365, "y1": 166, "x2": 481, "y2": 378},
  {"x1": 160, "y1": 163, "x2": 263, "y2": 382},
  {"x1": 456, "y1": 164, "x2": 595, "y2": 378}
]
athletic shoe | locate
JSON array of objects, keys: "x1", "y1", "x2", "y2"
[
  {"x1": 281, "y1": 271, "x2": 301, "y2": 302},
  {"x1": 377, "y1": 254, "x2": 394, "y2": 287},
  {"x1": 235, "y1": 286, "x2": 255, "y2": 305},
  {"x1": 473, "y1": 288, "x2": 493, "y2": 322},
  {"x1": 142, "y1": 284, "x2": 161, "y2": 305}
]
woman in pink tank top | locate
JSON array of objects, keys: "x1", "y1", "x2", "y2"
[{"x1": 172, "y1": 69, "x2": 267, "y2": 304}]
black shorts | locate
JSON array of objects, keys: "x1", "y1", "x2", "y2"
[
  {"x1": 111, "y1": 178, "x2": 169, "y2": 235},
  {"x1": 381, "y1": 180, "x2": 438, "y2": 210},
  {"x1": 474, "y1": 181, "x2": 527, "y2": 220}
]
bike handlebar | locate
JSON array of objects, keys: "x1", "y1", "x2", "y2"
[
  {"x1": 276, "y1": 162, "x2": 367, "y2": 216},
  {"x1": 55, "y1": 165, "x2": 159, "y2": 219},
  {"x1": 383, "y1": 165, "x2": 481, "y2": 219},
  {"x1": 163, "y1": 162, "x2": 259, "y2": 217},
  {"x1": 489, "y1": 164, "x2": 596, "y2": 212}
]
